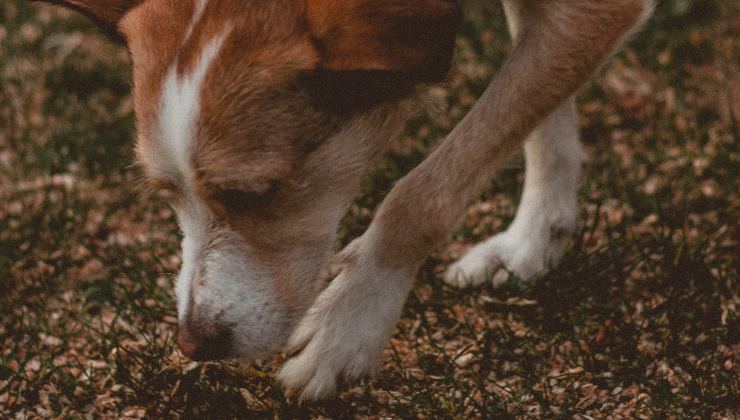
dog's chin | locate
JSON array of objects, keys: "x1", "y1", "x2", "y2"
[
  {"x1": 227, "y1": 322, "x2": 294, "y2": 361},
  {"x1": 230, "y1": 345, "x2": 279, "y2": 362}
]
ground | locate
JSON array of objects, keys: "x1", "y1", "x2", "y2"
[{"x1": 1, "y1": 0, "x2": 738, "y2": 418}]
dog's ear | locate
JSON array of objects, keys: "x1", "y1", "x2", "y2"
[
  {"x1": 306, "y1": 0, "x2": 461, "y2": 83},
  {"x1": 33, "y1": 0, "x2": 143, "y2": 41}
]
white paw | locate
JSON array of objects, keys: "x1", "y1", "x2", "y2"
[
  {"x1": 277, "y1": 238, "x2": 412, "y2": 400},
  {"x1": 443, "y1": 226, "x2": 570, "y2": 289}
]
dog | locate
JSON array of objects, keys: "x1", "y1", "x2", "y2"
[{"x1": 35, "y1": 0, "x2": 654, "y2": 400}]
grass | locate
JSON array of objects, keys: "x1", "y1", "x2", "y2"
[{"x1": 1, "y1": 0, "x2": 738, "y2": 417}]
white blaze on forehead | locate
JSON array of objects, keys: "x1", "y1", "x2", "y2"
[
  {"x1": 156, "y1": 4, "x2": 231, "y2": 319},
  {"x1": 159, "y1": 35, "x2": 228, "y2": 181},
  {"x1": 174, "y1": 198, "x2": 209, "y2": 319},
  {"x1": 186, "y1": 0, "x2": 208, "y2": 41}
]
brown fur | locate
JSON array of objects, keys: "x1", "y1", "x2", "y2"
[{"x1": 307, "y1": 0, "x2": 460, "y2": 79}]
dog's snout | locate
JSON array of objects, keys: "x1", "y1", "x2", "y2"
[{"x1": 177, "y1": 324, "x2": 233, "y2": 361}]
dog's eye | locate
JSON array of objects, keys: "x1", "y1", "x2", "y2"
[{"x1": 214, "y1": 184, "x2": 278, "y2": 213}]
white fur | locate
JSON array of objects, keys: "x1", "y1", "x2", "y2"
[
  {"x1": 159, "y1": 35, "x2": 226, "y2": 182},
  {"x1": 278, "y1": 225, "x2": 413, "y2": 400},
  {"x1": 173, "y1": 195, "x2": 210, "y2": 319},
  {"x1": 196, "y1": 230, "x2": 288, "y2": 357},
  {"x1": 158, "y1": 26, "x2": 229, "y2": 319},
  {"x1": 444, "y1": 98, "x2": 584, "y2": 287}
]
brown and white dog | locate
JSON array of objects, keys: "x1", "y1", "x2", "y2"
[{"x1": 35, "y1": 0, "x2": 653, "y2": 400}]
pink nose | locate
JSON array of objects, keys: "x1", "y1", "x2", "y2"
[
  {"x1": 177, "y1": 326, "x2": 232, "y2": 361},
  {"x1": 177, "y1": 329, "x2": 199, "y2": 359}
]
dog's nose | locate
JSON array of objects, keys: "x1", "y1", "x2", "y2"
[{"x1": 177, "y1": 325, "x2": 232, "y2": 361}]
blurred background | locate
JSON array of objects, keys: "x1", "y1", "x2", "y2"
[{"x1": 0, "y1": 0, "x2": 737, "y2": 417}]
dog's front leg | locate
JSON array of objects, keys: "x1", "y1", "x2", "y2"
[
  {"x1": 278, "y1": 226, "x2": 414, "y2": 400},
  {"x1": 279, "y1": 0, "x2": 653, "y2": 399},
  {"x1": 444, "y1": 96, "x2": 585, "y2": 287}
]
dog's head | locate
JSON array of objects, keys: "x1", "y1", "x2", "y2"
[{"x1": 41, "y1": 0, "x2": 459, "y2": 360}]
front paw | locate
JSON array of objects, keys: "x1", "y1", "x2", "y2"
[
  {"x1": 277, "y1": 242, "x2": 412, "y2": 400},
  {"x1": 443, "y1": 226, "x2": 569, "y2": 289}
]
